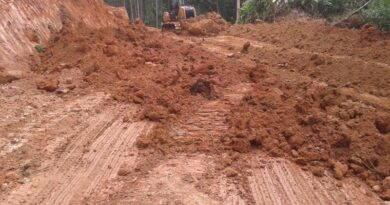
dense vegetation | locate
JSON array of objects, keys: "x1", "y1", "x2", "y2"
[
  {"x1": 104, "y1": 0, "x2": 389, "y2": 31},
  {"x1": 363, "y1": 0, "x2": 390, "y2": 31},
  {"x1": 240, "y1": 0, "x2": 390, "y2": 31}
]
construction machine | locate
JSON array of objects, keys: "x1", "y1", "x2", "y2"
[{"x1": 162, "y1": 1, "x2": 196, "y2": 32}]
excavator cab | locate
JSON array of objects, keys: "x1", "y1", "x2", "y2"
[{"x1": 162, "y1": 1, "x2": 196, "y2": 32}]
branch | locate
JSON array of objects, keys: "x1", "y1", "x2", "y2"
[{"x1": 332, "y1": 0, "x2": 375, "y2": 26}]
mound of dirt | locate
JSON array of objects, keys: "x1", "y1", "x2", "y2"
[
  {"x1": 0, "y1": 0, "x2": 127, "y2": 70},
  {"x1": 228, "y1": 80, "x2": 390, "y2": 199},
  {"x1": 224, "y1": 19, "x2": 390, "y2": 98},
  {"x1": 34, "y1": 20, "x2": 244, "y2": 124},
  {"x1": 181, "y1": 12, "x2": 231, "y2": 36},
  {"x1": 225, "y1": 19, "x2": 390, "y2": 65}
]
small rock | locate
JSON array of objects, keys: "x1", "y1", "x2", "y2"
[
  {"x1": 291, "y1": 149, "x2": 299, "y2": 157},
  {"x1": 123, "y1": 116, "x2": 131, "y2": 123},
  {"x1": 103, "y1": 45, "x2": 118, "y2": 57},
  {"x1": 311, "y1": 166, "x2": 325, "y2": 177},
  {"x1": 64, "y1": 79, "x2": 73, "y2": 84},
  {"x1": 67, "y1": 84, "x2": 76, "y2": 90},
  {"x1": 375, "y1": 116, "x2": 390, "y2": 134},
  {"x1": 56, "y1": 88, "x2": 70, "y2": 94},
  {"x1": 225, "y1": 168, "x2": 238, "y2": 177},
  {"x1": 182, "y1": 175, "x2": 195, "y2": 183},
  {"x1": 241, "y1": 42, "x2": 251, "y2": 53},
  {"x1": 373, "y1": 185, "x2": 381, "y2": 192},
  {"x1": 1, "y1": 183, "x2": 9, "y2": 191},
  {"x1": 145, "y1": 61, "x2": 157, "y2": 67},
  {"x1": 222, "y1": 155, "x2": 233, "y2": 167},
  {"x1": 288, "y1": 135, "x2": 305, "y2": 148},
  {"x1": 0, "y1": 70, "x2": 23, "y2": 84},
  {"x1": 227, "y1": 53, "x2": 235, "y2": 58},
  {"x1": 18, "y1": 177, "x2": 30, "y2": 184},
  {"x1": 295, "y1": 158, "x2": 308, "y2": 165},
  {"x1": 37, "y1": 78, "x2": 59, "y2": 92},
  {"x1": 383, "y1": 176, "x2": 390, "y2": 189},
  {"x1": 334, "y1": 161, "x2": 348, "y2": 179},
  {"x1": 190, "y1": 79, "x2": 216, "y2": 100},
  {"x1": 349, "y1": 163, "x2": 365, "y2": 174},
  {"x1": 117, "y1": 168, "x2": 131, "y2": 176},
  {"x1": 381, "y1": 189, "x2": 390, "y2": 201},
  {"x1": 310, "y1": 54, "x2": 325, "y2": 66}
]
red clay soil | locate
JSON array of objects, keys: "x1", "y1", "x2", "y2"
[
  {"x1": 224, "y1": 20, "x2": 390, "y2": 98},
  {"x1": 180, "y1": 12, "x2": 231, "y2": 36},
  {"x1": 0, "y1": 0, "x2": 127, "y2": 69},
  {"x1": 227, "y1": 67, "x2": 390, "y2": 199},
  {"x1": 25, "y1": 15, "x2": 390, "y2": 201},
  {"x1": 33, "y1": 20, "x2": 246, "y2": 123},
  {"x1": 225, "y1": 20, "x2": 390, "y2": 65},
  {"x1": 136, "y1": 20, "x2": 390, "y2": 200}
]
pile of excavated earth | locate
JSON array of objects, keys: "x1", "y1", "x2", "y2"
[
  {"x1": 0, "y1": 1, "x2": 389, "y2": 204},
  {"x1": 181, "y1": 12, "x2": 231, "y2": 36}
]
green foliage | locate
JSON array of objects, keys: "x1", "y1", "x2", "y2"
[
  {"x1": 363, "y1": 0, "x2": 390, "y2": 31},
  {"x1": 240, "y1": 0, "x2": 289, "y2": 23},
  {"x1": 239, "y1": 0, "x2": 390, "y2": 31},
  {"x1": 34, "y1": 44, "x2": 45, "y2": 53},
  {"x1": 293, "y1": 0, "x2": 346, "y2": 17},
  {"x1": 240, "y1": 0, "x2": 259, "y2": 23},
  {"x1": 240, "y1": 0, "x2": 355, "y2": 23}
]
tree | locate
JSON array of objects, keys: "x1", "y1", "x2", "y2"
[{"x1": 236, "y1": 0, "x2": 241, "y2": 23}]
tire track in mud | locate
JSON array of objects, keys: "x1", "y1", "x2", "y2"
[
  {"x1": 3, "y1": 102, "x2": 153, "y2": 205},
  {"x1": 116, "y1": 155, "x2": 222, "y2": 205},
  {"x1": 172, "y1": 83, "x2": 252, "y2": 204},
  {"x1": 0, "y1": 92, "x2": 109, "y2": 156},
  {"x1": 248, "y1": 158, "x2": 382, "y2": 205},
  {"x1": 142, "y1": 80, "x2": 382, "y2": 204},
  {"x1": 174, "y1": 83, "x2": 253, "y2": 140},
  {"x1": 111, "y1": 83, "x2": 253, "y2": 205}
]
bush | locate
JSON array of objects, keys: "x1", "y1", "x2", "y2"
[
  {"x1": 240, "y1": 0, "x2": 260, "y2": 23},
  {"x1": 239, "y1": 0, "x2": 347, "y2": 23},
  {"x1": 294, "y1": 0, "x2": 347, "y2": 17},
  {"x1": 34, "y1": 44, "x2": 45, "y2": 53},
  {"x1": 363, "y1": 0, "x2": 390, "y2": 31},
  {"x1": 239, "y1": 0, "x2": 382, "y2": 23},
  {"x1": 240, "y1": 0, "x2": 289, "y2": 23}
]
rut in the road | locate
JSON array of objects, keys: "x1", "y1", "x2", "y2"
[
  {"x1": 5, "y1": 107, "x2": 153, "y2": 205},
  {"x1": 249, "y1": 158, "x2": 382, "y2": 205}
]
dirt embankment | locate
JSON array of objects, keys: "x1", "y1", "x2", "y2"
[
  {"x1": 225, "y1": 20, "x2": 390, "y2": 65},
  {"x1": 0, "y1": 0, "x2": 126, "y2": 69},
  {"x1": 226, "y1": 67, "x2": 390, "y2": 199},
  {"x1": 33, "y1": 20, "x2": 245, "y2": 124},
  {"x1": 224, "y1": 20, "x2": 390, "y2": 98},
  {"x1": 181, "y1": 12, "x2": 231, "y2": 36}
]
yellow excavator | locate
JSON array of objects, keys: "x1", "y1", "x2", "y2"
[{"x1": 162, "y1": 1, "x2": 196, "y2": 32}]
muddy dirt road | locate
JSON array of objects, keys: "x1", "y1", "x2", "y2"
[
  {"x1": 1, "y1": 4, "x2": 389, "y2": 204},
  {"x1": 0, "y1": 79, "x2": 383, "y2": 205}
]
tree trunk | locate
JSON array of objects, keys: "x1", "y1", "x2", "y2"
[
  {"x1": 136, "y1": 0, "x2": 140, "y2": 18},
  {"x1": 236, "y1": 0, "x2": 240, "y2": 24},
  {"x1": 216, "y1": 0, "x2": 220, "y2": 14},
  {"x1": 156, "y1": 0, "x2": 158, "y2": 27}
]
